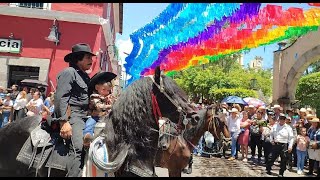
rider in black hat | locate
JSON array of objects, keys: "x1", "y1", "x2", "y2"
[
  {"x1": 83, "y1": 71, "x2": 117, "y2": 146},
  {"x1": 53, "y1": 43, "x2": 95, "y2": 177}
]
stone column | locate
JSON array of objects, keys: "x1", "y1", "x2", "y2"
[{"x1": 272, "y1": 50, "x2": 281, "y2": 105}]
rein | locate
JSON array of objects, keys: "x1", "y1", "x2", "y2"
[
  {"x1": 151, "y1": 93, "x2": 162, "y2": 126},
  {"x1": 208, "y1": 108, "x2": 219, "y2": 140},
  {"x1": 148, "y1": 76, "x2": 185, "y2": 114},
  {"x1": 149, "y1": 76, "x2": 187, "y2": 134}
]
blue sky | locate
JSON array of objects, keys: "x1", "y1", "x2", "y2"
[{"x1": 116, "y1": 3, "x2": 312, "y2": 72}]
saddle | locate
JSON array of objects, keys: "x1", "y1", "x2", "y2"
[{"x1": 16, "y1": 116, "x2": 69, "y2": 176}]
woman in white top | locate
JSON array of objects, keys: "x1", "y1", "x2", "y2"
[
  {"x1": 1, "y1": 94, "x2": 13, "y2": 128},
  {"x1": 13, "y1": 91, "x2": 28, "y2": 120},
  {"x1": 26, "y1": 91, "x2": 47, "y2": 117},
  {"x1": 227, "y1": 108, "x2": 241, "y2": 161}
]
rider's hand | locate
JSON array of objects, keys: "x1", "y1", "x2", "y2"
[
  {"x1": 59, "y1": 120, "x2": 72, "y2": 139},
  {"x1": 288, "y1": 148, "x2": 292, "y2": 153}
]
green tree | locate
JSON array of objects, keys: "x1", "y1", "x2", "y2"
[
  {"x1": 209, "y1": 88, "x2": 257, "y2": 101},
  {"x1": 210, "y1": 53, "x2": 242, "y2": 74},
  {"x1": 296, "y1": 72, "x2": 320, "y2": 117},
  {"x1": 174, "y1": 52, "x2": 272, "y2": 103}
]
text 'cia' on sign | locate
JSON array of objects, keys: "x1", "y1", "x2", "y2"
[{"x1": 0, "y1": 38, "x2": 22, "y2": 54}]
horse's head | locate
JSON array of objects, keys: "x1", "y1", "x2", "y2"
[
  {"x1": 150, "y1": 66, "x2": 199, "y2": 127},
  {"x1": 205, "y1": 104, "x2": 230, "y2": 140}
]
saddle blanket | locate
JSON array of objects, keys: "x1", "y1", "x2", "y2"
[
  {"x1": 16, "y1": 124, "x2": 115, "y2": 177},
  {"x1": 16, "y1": 126, "x2": 69, "y2": 172}
]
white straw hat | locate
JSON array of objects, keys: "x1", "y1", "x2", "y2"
[
  {"x1": 309, "y1": 117, "x2": 319, "y2": 123},
  {"x1": 272, "y1": 104, "x2": 281, "y2": 109},
  {"x1": 229, "y1": 108, "x2": 239, "y2": 113},
  {"x1": 248, "y1": 105, "x2": 255, "y2": 108},
  {"x1": 299, "y1": 108, "x2": 307, "y2": 113}
]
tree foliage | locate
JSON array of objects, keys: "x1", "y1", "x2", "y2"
[
  {"x1": 173, "y1": 53, "x2": 272, "y2": 103},
  {"x1": 209, "y1": 88, "x2": 258, "y2": 101},
  {"x1": 296, "y1": 72, "x2": 320, "y2": 117}
]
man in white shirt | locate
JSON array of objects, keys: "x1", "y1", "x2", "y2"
[
  {"x1": 226, "y1": 108, "x2": 241, "y2": 161},
  {"x1": 266, "y1": 113, "x2": 294, "y2": 177}
]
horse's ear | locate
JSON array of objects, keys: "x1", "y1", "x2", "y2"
[{"x1": 154, "y1": 66, "x2": 161, "y2": 85}]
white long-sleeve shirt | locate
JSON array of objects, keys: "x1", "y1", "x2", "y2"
[
  {"x1": 270, "y1": 123, "x2": 294, "y2": 149},
  {"x1": 13, "y1": 98, "x2": 28, "y2": 110},
  {"x1": 227, "y1": 115, "x2": 241, "y2": 133}
]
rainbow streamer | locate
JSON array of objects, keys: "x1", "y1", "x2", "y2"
[{"x1": 124, "y1": 3, "x2": 320, "y2": 85}]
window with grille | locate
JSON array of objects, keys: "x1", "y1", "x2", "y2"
[{"x1": 9, "y1": 3, "x2": 51, "y2": 10}]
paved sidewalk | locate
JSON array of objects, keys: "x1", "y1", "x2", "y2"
[{"x1": 155, "y1": 152, "x2": 318, "y2": 177}]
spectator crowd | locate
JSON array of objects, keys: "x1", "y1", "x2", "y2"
[
  {"x1": 0, "y1": 84, "x2": 54, "y2": 128},
  {"x1": 192, "y1": 101, "x2": 320, "y2": 177}
]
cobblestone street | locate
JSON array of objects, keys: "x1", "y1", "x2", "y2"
[{"x1": 156, "y1": 154, "x2": 317, "y2": 177}]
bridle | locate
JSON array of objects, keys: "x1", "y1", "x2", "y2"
[
  {"x1": 188, "y1": 107, "x2": 229, "y2": 148},
  {"x1": 148, "y1": 75, "x2": 192, "y2": 161},
  {"x1": 148, "y1": 75, "x2": 190, "y2": 134}
]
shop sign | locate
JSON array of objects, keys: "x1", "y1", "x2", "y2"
[{"x1": 0, "y1": 38, "x2": 22, "y2": 54}]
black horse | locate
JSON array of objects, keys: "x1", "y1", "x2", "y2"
[{"x1": 0, "y1": 66, "x2": 199, "y2": 177}]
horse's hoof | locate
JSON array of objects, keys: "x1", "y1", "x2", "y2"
[
  {"x1": 186, "y1": 168, "x2": 192, "y2": 174},
  {"x1": 182, "y1": 169, "x2": 188, "y2": 174}
]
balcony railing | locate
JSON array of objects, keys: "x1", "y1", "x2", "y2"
[{"x1": 9, "y1": 3, "x2": 51, "y2": 10}]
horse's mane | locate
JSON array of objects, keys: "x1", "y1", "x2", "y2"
[{"x1": 105, "y1": 77, "x2": 154, "y2": 156}]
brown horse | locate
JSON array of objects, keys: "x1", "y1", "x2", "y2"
[{"x1": 155, "y1": 105, "x2": 230, "y2": 177}]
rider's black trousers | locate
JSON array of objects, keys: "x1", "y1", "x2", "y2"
[{"x1": 65, "y1": 108, "x2": 87, "y2": 177}]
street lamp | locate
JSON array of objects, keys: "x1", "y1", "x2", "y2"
[
  {"x1": 45, "y1": 19, "x2": 60, "y2": 46},
  {"x1": 250, "y1": 78, "x2": 257, "y2": 90}
]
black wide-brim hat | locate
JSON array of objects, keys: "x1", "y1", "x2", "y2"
[
  {"x1": 64, "y1": 43, "x2": 96, "y2": 62},
  {"x1": 89, "y1": 71, "x2": 117, "y2": 91}
]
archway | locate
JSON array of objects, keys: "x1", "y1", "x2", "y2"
[
  {"x1": 286, "y1": 45, "x2": 320, "y2": 102},
  {"x1": 272, "y1": 28, "x2": 320, "y2": 108}
]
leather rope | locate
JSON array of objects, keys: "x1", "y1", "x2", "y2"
[{"x1": 208, "y1": 108, "x2": 219, "y2": 141}]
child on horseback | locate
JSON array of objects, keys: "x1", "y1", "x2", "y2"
[{"x1": 83, "y1": 71, "x2": 117, "y2": 147}]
